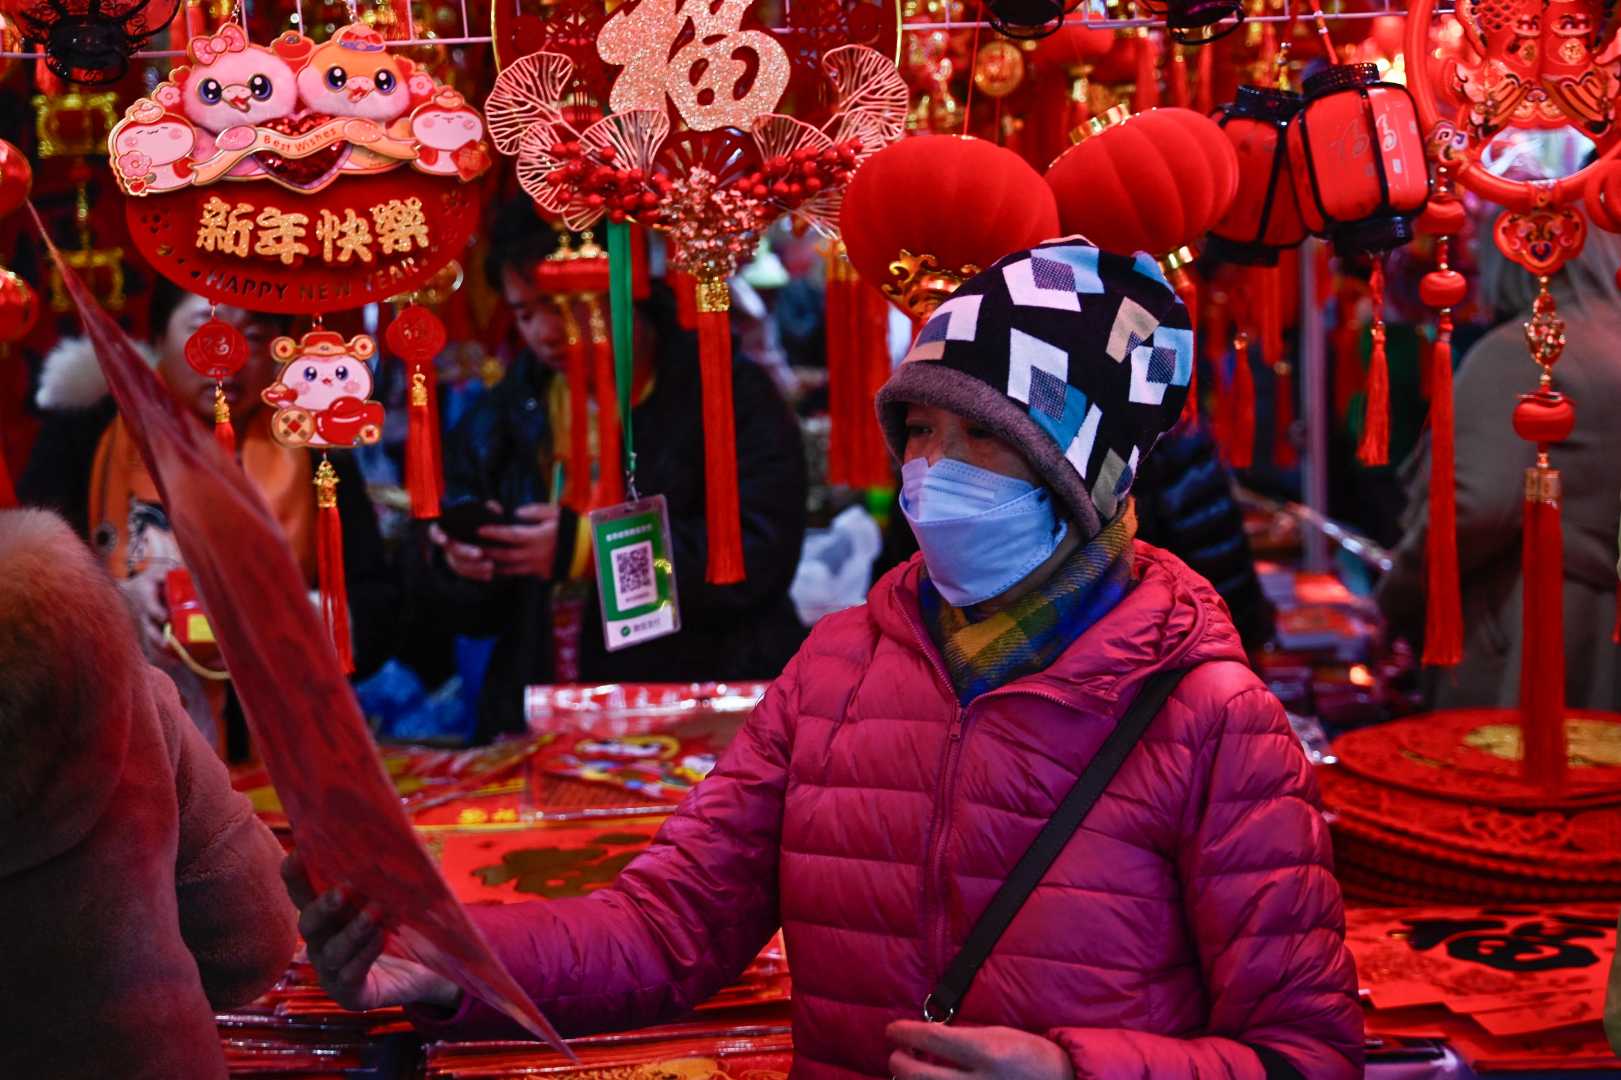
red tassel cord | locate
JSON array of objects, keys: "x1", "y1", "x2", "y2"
[
  {"x1": 1228, "y1": 330, "x2": 1257, "y2": 469},
  {"x1": 1167, "y1": 44, "x2": 1189, "y2": 109},
  {"x1": 695, "y1": 278, "x2": 745, "y2": 584},
  {"x1": 1168, "y1": 261, "x2": 1199, "y2": 424},
  {"x1": 1520, "y1": 459, "x2": 1567, "y2": 793},
  {"x1": 855, "y1": 280, "x2": 895, "y2": 489},
  {"x1": 1423, "y1": 322, "x2": 1463, "y2": 666},
  {"x1": 213, "y1": 385, "x2": 236, "y2": 456},
  {"x1": 405, "y1": 365, "x2": 443, "y2": 518},
  {"x1": 315, "y1": 459, "x2": 354, "y2": 675},
  {"x1": 824, "y1": 254, "x2": 855, "y2": 488},
  {"x1": 587, "y1": 299, "x2": 624, "y2": 507},
  {"x1": 1194, "y1": 44, "x2": 1214, "y2": 115},
  {"x1": 559, "y1": 305, "x2": 592, "y2": 512},
  {"x1": 1133, "y1": 30, "x2": 1160, "y2": 113},
  {"x1": 1358, "y1": 259, "x2": 1391, "y2": 466},
  {"x1": 673, "y1": 270, "x2": 699, "y2": 331}
]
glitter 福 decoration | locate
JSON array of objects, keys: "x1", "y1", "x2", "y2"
[{"x1": 486, "y1": 26, "x2": 907, "y2": 583}]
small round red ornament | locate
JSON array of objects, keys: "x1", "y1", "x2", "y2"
[
  {"x1": 184, "y1": 318, "x2": 248, "y2": 379},
  {"x1": 0, "y1": 141, "x2": 31, "y2": 219},
  {"x1": 385, "y1": 304, "x2": 448, "y2": 365},
  {"x1": 0, "y1": 270, "x2": 37, "y2": 342},
  {"x1": 1513, "y1": 391, "x2": 1576, "y2": 445},
  {"x1": 1419, "y1": 269, "x2": 1469, "y2": 310}
]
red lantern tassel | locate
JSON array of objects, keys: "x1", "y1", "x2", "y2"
[
  {"x1": 1167, "y1": 45, "x2": 1189, "y2": 109},
  {"x1": 406, "y1": 365, "x2": 442, "y2": 519},
  {"x1": 1195, "y1": 42, "x2": 1214, "y2": 115},
  {"x1": 1423, "y1": 327, "x2": 1463, "y2": 666},
  {"x1": 1229, "y1": 332, "x2": 1256, "y2": 468},
  {"x1": 213, "y1": 386, "x2": 236, "y2": 456},
  {"x1": 1358, "y1": 260, "x2": 1390, "y2": 467},
  {"x1": 1134, "y1": 31, "x2": 1160, "y2": 112},
  {"x1": 588, "y1": 300, "x2": 624, "y2": 507},
  {"x1": 856, "y1": 280, "x2": 895, "y2": 488},
  {"x1": 673, "y1": 270, "x2": 699, "y2": 331},
  {"x1": 1168, "y1": 261, "x2": 1199, "y2": 424},
  {"x1": 1521, "y1": 461, "x2": 1566, "y2": 792},
  {"x1": 824, "y1": 256, "x2": 855, "y2": 488},
  {"x1": 562, "y1": 324, "x2": 592, "y2": 512},
  {"x1": 315, "y1": 460, "x2": 354, "y2": 675},
  {"x1": 695, "y1": 278, "x2": 745, "y2": 584}
]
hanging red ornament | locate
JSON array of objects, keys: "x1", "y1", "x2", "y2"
[
  {"x1": 314, "y1": 459, "x2": 354, "y2": 675},
  {"x1": 1135, "y1": 0, "x2": 1245, "y2": 44},
  {"x1": 1208, "y1": 86, "x2": 1309, "y2": 263},
  {"x1": 1357, "y1": 258, "x2": 1390, "y2": 467},
  {"x1": 14, "y1": 0, "x2": 182, "y2": 84},
  {"x1": 185, "y1": 316, "x2": 248, "y2": 452},
  {"x1": 0, "y1": 269, "x2": 38, "y2": 342},
  {"x1": 0, "y1": 140, "x2": 32, "y2": 219},
  {"x1": 385, "y1": 305, "x2": 449, "y2": 520}
]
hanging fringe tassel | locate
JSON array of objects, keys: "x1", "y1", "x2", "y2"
[
  {"x1": 1424, "y1": 324, "x2": 1463, "y2": 665},
  {"x1": 854, "y1": 279, "x2": 895, "y2": 488},
  {"x1": 695, "y1": 277, "x2": 745, "y2": 584},
  {"x1": 213, "y1": 385, "x2": 236, "y2": 456},
  {"x1": 587, "y1": 299, "x2": 624, "y2": 507},
  {"x1": 1358, "y1": 259, "x2": 1390, "y2": 466},
  {"x1": 824, "y1": 252, "x2": 855, "y2": 488},
  {"x1": 562, "y1": 317, "x2": 592, "y2": 512},
  {"x1": 406, "y1": 366, "x2": 442, "y2": 518},
  {"x1": 1166, "y1": 256, "x2": 1199, "y2": 424},
  {"x1": 1229, "y1": 330, "x2": 1256, "y2": 468},
  {"x1": 315, "y1": 459, "x2": 354, "y2": 675},
  {"x1": 1133, "y1": 30, "x2": 1160, "y2": 113},
  {"x1": 1195, "y1": 43, "x2": 1214, "y2": 115},
  {"x1": 1167, "y1": 44, "x2": 1189, "y2": 108},
  {"x1": 673, "y1": 270, "x2": 699, "y2": 331},
  {"x1": 1521, "y1": 457, "x2": 1567, "y2": 792}
]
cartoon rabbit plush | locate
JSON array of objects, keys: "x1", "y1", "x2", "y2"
[
  {"x1": 173, "y1": 23, "x2": 305, "y2": 176},
  {"x1": 295, "y1": 23, "x2": 426, "y2": 126},
  {"x1": 261, "y1": 331, "x2": 385, "y2": 449},
  {"x1": 409, "y1": 89, "x2": 491, "y2": 180}
]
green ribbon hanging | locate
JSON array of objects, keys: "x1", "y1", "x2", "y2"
[{"x1": 607, "y1": 219, "x2": 637, "y2": 498}]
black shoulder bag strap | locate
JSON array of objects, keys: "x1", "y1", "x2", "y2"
[{"x1": 921, "y1": 666, "x2": 1193, "y2": 1026}]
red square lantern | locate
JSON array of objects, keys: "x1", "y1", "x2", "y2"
[
  {"x1": 1208, "y1": 85, "x2": 1309, "y2": 265},
  {"x1": 1287, "y1": 63, "x2": 1429, "y2": 255}
]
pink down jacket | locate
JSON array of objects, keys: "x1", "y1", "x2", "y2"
[{"x1": 420, "y1": 544, "x2": 1364, "y2": 1079}]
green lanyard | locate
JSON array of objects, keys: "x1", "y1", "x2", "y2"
[{"x1": 607, "y1": 220, "x2": 637, "y2": 500}]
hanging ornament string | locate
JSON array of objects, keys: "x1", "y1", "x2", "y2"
[
  {"x1": 1358, "y1": 257, "x2": 1390, "y2": 466},
  {"x1": 314, "y1": 456, "x2": 354, "y2": 675},
  {"x1": 1305, "y1": 0, "x2": 1339, "y2": 64},
  {"x1": 184, "y1": 305, "x2": 248, "y2": 456},
  {"x1": 607, "y1": 220, "x2": 638, "y2": 501},
  {"x1": 385, "y1": 305, "x2": 449, "y2": 520},
  {"x1": 962, "y1": 0, "x2": 986, "y2": 137}
]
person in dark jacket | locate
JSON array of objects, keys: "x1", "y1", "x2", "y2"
[
  {"x1": 409, "y1": 199, "x2": 808, "y2": 741},
  {"x1": 1133, "y1": 420, "x2": 1274, "y2": 651},
  {"x1": 18, "y1": 278, "x2": 396, "y2": 754}
]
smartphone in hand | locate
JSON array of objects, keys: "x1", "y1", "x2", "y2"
[{"x1": 437, "y1": 499, "x2": 509, "y2": 545}]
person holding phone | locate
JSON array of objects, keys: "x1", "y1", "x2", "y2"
[
  {"x1": 405, "y1": 198, "x2": 808, "y2": 742},
  {"x1": 293, "y1": 240, "x2": 1360, "y2": 1079}
]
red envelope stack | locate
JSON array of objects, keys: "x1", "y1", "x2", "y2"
[
  {"x1": 1350, "y1": 904, "x2": 1621, "y2": 1072},
  {"x1": 1321, "y1": 712, "x2": 1621, "y2": 904}
]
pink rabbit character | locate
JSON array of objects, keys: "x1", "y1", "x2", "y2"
[
  {"x1": 175, "y1": 24, "x2": 303, "y2": 174},
  {"x1": 261, "y1": 331, "x2": 385, "y2": 450},
  {"x1": 409, "y1": 89, "x2": 489, "y2": 180},
  {"x1": 111, "y1": 100, "x2": 197, "y2": 194}
]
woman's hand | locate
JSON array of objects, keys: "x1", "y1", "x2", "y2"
[
  {"x1": 429, "y1": 522, "x2": 496, "y2": 584},
  {"x1": 280, "y1": 853, "x2": 460, "y2": 1013},
  {"x1": 888, "y1": 1021, "x2": 1075, "y2": 1080},
  {"x1": 477, "y1": 504, "x2": 561, "y2": 579}
]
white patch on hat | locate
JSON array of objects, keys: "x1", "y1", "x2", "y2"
[
  {"x1": 1002, "y1": 255, "x2": 1083, "y2": 312},
  {"x1": 1106, "y1": 297, "x2": 1160, "y2": 363},
  {"x1": 903, "y1": 293, "x2": 983, "y2": 363},
  {"x1": 1065, "y1": 403, "x2": 1102, "y2": 475},
  {"x1": 1007, "y1": 328, "x2": 1069, "y2": 405}
]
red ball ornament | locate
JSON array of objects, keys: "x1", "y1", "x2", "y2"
[
  {"x1": 841, "y1": 135, "x2": 1059, "y2": 318},
  {"x1": 1208, "y1": 86, "x2": 1309, "y2": 264},
  {"x1": 184, "y1": 318, "x2": 248, "y2": 379},
  {"x1": 1513, "y1": 390, "x2": 1576, "y2": 445},
  {"x1": 385, "y1": 305, "x2": 448, "y2": 366},
  {"x1": 1045, "y1": 107, "x2": 1239, "y2": 257},
  {"x1": 0, "y1": 271, "x2": 36, "y2": 343},
  {"x1": 0, "y1": 141, "x2": 32, "y2": 219},
  {"x1": 1417, "y1": 199, "x2": 1468, "y2": 237},
  {"x1": 1419, "y1": 268, "x2": 1469, "y2": 309}
]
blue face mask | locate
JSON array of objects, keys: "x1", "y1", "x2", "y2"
[{"x1": 899, "y1": 457, "x2": 1069, "y2": 607}]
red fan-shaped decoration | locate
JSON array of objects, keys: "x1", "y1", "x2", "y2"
[
  {"x1": 14, "y1": 0, "x2": 180, "y2": 84},
  {"x1": 1044, "y1": 106, "x2": 1239, "y2": 258},
  {"x1": 841, "y1": 135, "x2": 1059, "y2": 319}
]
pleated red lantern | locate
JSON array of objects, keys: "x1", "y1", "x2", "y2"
[
  {"x1": 1286, "y1": 64, "x2": 1429, "y2": 256},
  {"x1": 1208, "y1": 86, "x2": 1308, "y2": 264},
  {"x1": 842, "y1": 135, "x2": 1060, "y2": 321},
  {"x1": 1044, "y1": 107, "x2": 1238, "y2": 259},
  {"x1": 0, "y1": 140, "x2": 31, "y2": 219},
  {"x1": 0, "y1": 269, "x2": 38, "y2": 342}
]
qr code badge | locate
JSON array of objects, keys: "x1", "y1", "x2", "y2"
[{"x1": 611, "y1": 540, "x2": 658, "y2": 610}]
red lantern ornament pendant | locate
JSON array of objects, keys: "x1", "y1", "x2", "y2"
[
  {"x1": 185, "y1": 315, "x2": 250, "y2": 453},
  {"x1": 385, "y1": 304, "x2": 448, "y2": 519}
]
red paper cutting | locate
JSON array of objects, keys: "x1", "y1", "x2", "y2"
[{"x1": 41, "y1": 217, "x2": 572, "y2": 1058}]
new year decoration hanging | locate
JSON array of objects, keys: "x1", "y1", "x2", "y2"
[{"x1": 485, "y1": 4, "x2": 907, "y2": 583}]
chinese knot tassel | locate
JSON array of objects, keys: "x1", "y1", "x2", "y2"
[
  {"x1": 213, "y1": 385, "x2": 236, "y2": 456},
  {"x1": 1195, "y1": 45, "x2": 1214, "y2": 115},
  {"x1": 1168, "y1": 45, "x2": 1189, "y2": 109},
  {"x1": 406, "y1": 368, "x2": 442, "y2": 519},
  {"x1": 561, "y1": 309, "x2": 592, "y2": 512},
  {"x1": 1423, "y1": 327, "x2": 1463, "y2": 666},
  {"x1": 1228, "y1": 332, "x2": 1256, "y2": 469},
  {"x1": 1521, "y1": 455, "x2": 1567, "y2": 792},
  {"x1": 588, "y1": 299, "x2": 624, "y2": 507},
  {"x1": 1133, "y1": 31, "x2": 1160, "y2": 112},
  {"x1": 673, "y1": 270, "x2": 699, "y2": 331},
  {"x1": 1358, "y1": 260, "x2": 1390, "y2": 467},
  {"x1": 825, "y1": 254, "x2": 855, "y2": 489},
  {"x1": 315, "y1": 459, "x2": 354, "y2": 675},
  {"x1": 1168, "y1": 259, "x2": 1198, "y2": 424},
  {"x1": 695, "y1": 277, "x2": 744, "y2": 584},
  {"x1": 855, "y1": 281, "x2": 895, "y2": 489}
]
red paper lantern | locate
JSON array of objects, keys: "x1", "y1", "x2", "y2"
[
  {"x1": 0, "y1": 270, "x2": 37, "y2": 342},
  {"x1": 841, "y1": 135, "x2": 1059, "y2": 318},
  {"x1": 0, "y1": 140, "x2": 31, "y2": 219},
  {"x1": 1208, "y1": 86, "x2": 1308, "y2": 265},
  {"x1": 1286, "y1": 63, "x2": 1429, "y2": 255},
  {"x1": 1044, "y1": 106, "x2": 1238, "y2": 257}
]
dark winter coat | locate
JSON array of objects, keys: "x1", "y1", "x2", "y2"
[
  {"x1": 0, "y1": 509, "x2": 296, "y2": 1078},
  {"x1": 410, "y1": 330, "x2": 808, "y2": 742}
]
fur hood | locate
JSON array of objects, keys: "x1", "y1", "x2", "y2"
[
  {"x1": 35, "y1": 336, "x2": 158, "y2": 411},
  {"x1": 0, "y1": 509, "x2": 140, "y2": 874}
]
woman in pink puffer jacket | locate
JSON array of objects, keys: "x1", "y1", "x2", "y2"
[{"x1": 290, "y1": 240, "x2": 1363, "y2": 1080}]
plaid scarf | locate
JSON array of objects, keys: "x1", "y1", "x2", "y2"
[{"x1": 920, "y1": 503, "x2": 1137, "y2": 705}]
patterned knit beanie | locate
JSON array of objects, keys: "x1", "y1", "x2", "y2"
[{"x1": 876, "y1": 237, "x2": 1193, "y2": 540}]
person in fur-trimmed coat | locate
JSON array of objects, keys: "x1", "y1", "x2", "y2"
[{"x1": 0, "y1": 508, "x2": 297, "y2": 1078}]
